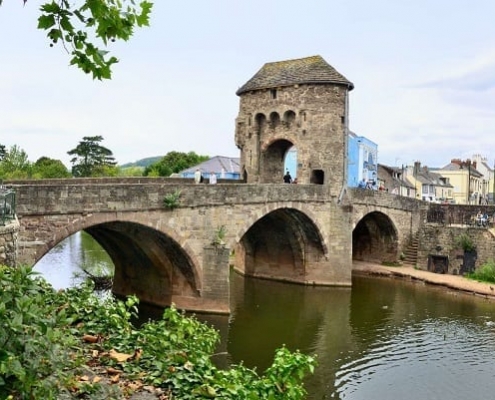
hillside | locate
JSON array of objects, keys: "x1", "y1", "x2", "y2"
[{"x1": 120, "y1": 156, "x2": 163, "y2": 168}]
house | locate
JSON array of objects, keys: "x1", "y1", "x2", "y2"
[
  {"x1": 405, "y1": 162, "x2": 453, "y2": 202},
  {"x1": 180, "y1": 156, "x2": 241, "y2": 180},
  {"x1": 471, "y1": 154, "x2": 494, "y2": 203},
  {"x1": 376, "y1": 164, "x2": 416, "y2": 197},
  {"x1": 347, "y1": 131, "x2": 378, "y2": 188},
  {"x1": 438, "y1": 159, "x2": 484, "y2": 204}
]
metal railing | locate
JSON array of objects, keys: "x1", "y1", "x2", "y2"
[
  {"x1": 0, "y1": 183, "x2": 16, "y2": 225},
  {"x1": 426, "y1": 204, "x2": 495, "y2": 227}
]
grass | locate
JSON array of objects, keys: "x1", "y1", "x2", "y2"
[
  {"x1": 381, "y1": 261, "x2": 402, "y2": 267},
  {"x1": 466, "y1": 259, "x2": 495, "y2": 284}
]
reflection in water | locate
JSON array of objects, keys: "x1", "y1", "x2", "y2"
[
  {"x1": 35, "y1": 235, "x2": 495, "y2": 400},
  {"x1": 33, "y1": 231, "x2": 113, "y2": 290}
]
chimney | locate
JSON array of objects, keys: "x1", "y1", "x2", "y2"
[{"x1": 414, "y1": 161, "x2": 421, "y2": 175}]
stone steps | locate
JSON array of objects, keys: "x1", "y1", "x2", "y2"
[{"x1": 402, "y1": 232, "x2": 419, "y2": 266}]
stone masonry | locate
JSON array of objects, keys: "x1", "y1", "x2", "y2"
[
  {"x1": 235, "y1": 55, "x2": 353, "y2": 194},
  {"x1": 10, "y1": 179, "x2": 418, "y2": 313},
  {"x1": 0, "y1": 218, "x2": 18, "y2": 267}
]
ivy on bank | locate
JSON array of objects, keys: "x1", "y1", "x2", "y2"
[{"x1": 0, "y1": 265, "x2": 316, "y2": 399}]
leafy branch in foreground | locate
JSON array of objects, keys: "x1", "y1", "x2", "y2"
[
  {"x1": 35, "y1": 0, "x2": 153, "y2": 79},
  {"x1": 0, "y1": 265, "x2": 316, "y2": 399}
]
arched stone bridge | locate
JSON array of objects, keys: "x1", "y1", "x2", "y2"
[{"x1": 11, "y1": 178, "x2": 422, "y2": 313}]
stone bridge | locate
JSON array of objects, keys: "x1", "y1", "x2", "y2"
[{"x1": 9, "y1": 178, "x2": 422, "y2": 313}]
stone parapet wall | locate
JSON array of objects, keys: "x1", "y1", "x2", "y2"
[
  {"x1": 12, "y1": 182, "x2": 333, "y2": 216},
  {"x1": 0, "y1": 217, "x2": 19, "y2": 267}
]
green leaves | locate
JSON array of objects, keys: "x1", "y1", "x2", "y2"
[
  {"x1": 0, "y1": 264, "x2": 316, "y2": 399},
  {"x1": 37, "y1": 0, "x2": 154, "y2": 79}
]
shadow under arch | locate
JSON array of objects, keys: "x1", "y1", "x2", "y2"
[
  {"x1": 352, "y1": 211, "x2": 399, "y2": 263},
  {"x1": 233, "y1": 207, "x2": 326, "y2": 283},
  {"x1": 260, "y1": 138, "x2": 294, "y2": 183},
  {"x1": 37, "y1": 217, "x2": 201, "y2": 309},
  {"x1": 87, "y1": 221, "x2": 200, "y2": 306}
]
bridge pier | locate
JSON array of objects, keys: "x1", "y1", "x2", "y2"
[
  {"x1": 0, "y1": 218, "x2": 18, "y2": 267},
  {"x1": 111, "y1": 245, "x2": 231, "y2": 314}
]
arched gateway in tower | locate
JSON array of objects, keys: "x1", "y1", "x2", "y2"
[{"x1": 235, "y1": 55, "x2": 354, "y2": 193}]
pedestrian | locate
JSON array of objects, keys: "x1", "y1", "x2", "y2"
[
  {"x1": 358, "y1": 179, "x2": 366, "y2": 189},
  {"x1": 209, "y1": 172, "x2": 217, "y2": 184},
  {"x1": 194, "y1": 168, "x2": 202, "y2": 184},
  {"x1": 283, "y1": 170, "x2": 292, "y2": 184}
]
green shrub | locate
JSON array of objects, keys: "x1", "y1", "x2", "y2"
[
  {"x1": 455, "y1": 233, "x2": 477, "y2": 252},
  {"x1": 163, "y1": 189, "x2": 181, "y2": 210},
  {"x1": 0, "y1": 265, "x2": 316, "y2": 399},
  {"x1": 467, "y1": 259, "x2": 495, "y2": 284}
]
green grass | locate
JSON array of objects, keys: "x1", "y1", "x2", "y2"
[{"x1": 467, "y1": 259, "x2": 495, "y2": 283}]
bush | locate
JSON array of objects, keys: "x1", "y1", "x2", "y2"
[
  {"x1": 467, "y1": 259, "x2": 495, "y2": 284},
  {"x1": 0, "y1": 265, "x2": 316, "y2": 399},
  {"x1": 455, "y1": 233, "x2": 477, "y2": 252}
]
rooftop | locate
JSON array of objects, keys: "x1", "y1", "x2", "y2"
[{"x1": 236, "y1": 55, "x2": 354, "y2": 95}]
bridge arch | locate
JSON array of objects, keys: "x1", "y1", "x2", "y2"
[
  {"x1": 232, "y1": 205, "x2": 328, "y2": 283},
  {"x1": 352, "y1": 211, "x2": 399, "y2": 263},
  {"x1": 34, "y1": 213, "x2": 202, "y2": 309}
]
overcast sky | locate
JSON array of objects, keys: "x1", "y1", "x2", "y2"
[{"x1": 1, "y1": 0, "x2": 494, "y2": 169}]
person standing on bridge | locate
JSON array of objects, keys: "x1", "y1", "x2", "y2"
[
  {"x1": 283, "y1": 170, "x2": 292, "y2": 183},
  {"x1": 194, "y1": 168, "x2": 202, "y2": 184},
  {"x1": 209, "y1": 172, "x2": 217, "y2": 184}
]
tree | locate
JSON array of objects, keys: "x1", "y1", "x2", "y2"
[
  {"x1": 0, "y1": 144, "x2": 6, "y2": 162},
  {"x1": 68, "y1": 135, "x2": 117, "y2": 177},
  {"x1": 144, "y1": 151, "x2": 210, "y2": 177},
  {"x1": 32, "y1": 156, "x2": 71, "y2": 179},
  {"x1": 3, "y1": 0, "x2": 153, "y2": 79},
  {"x1": 0, "y1": 145, "x2": 32, "y2": 179}
]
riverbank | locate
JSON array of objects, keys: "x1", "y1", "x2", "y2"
[{"x1": 352, "y1": 261, "x2": 495, "y2": 300}]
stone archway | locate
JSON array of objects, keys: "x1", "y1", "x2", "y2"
[
  {"x1": 352, "y1": 211, "x2": 399, "y2": 263},
  {"x1": 260, "y1": 139, "x2": 294, "y2": 183},
  {"x1": 234, "y1": 207, "x2": 326, "y2": 283},
  {"x1": 84, "y1": 221, "x2": 200, "y2": 308}
]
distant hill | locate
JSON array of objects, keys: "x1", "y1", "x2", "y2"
[{"x1": 120, "y1": 156, "x2": 163, "y2": 168}]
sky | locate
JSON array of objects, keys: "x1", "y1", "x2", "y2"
[{"x1": 1, "y1": 0, "x2": 495, "y2": 169}]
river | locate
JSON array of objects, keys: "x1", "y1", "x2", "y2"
[{"x1": 34, "y1": 232, "x2": 495, "y2": 399}]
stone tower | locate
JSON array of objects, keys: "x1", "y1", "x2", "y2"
[{"x1": 235, "y1": 55, "x2": 353, "y2": 193}]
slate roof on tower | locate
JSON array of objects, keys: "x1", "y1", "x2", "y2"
[{"x1": 236, "y1": 55, "x2": 354, "y2": 95}]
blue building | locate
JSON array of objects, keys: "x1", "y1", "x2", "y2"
[{"x1": 347, "y1": 131, "x2": 378, "y2": 188}]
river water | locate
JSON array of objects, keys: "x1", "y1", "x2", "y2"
[{"x1": 34, "y1": 232, "x2": 495, "y2": 400}]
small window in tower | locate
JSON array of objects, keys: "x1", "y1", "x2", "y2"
[
  {"x1": 310, "y1": 169, "x2": 324, "y2": 185},
  {"x1": 270, "y1": 89, "x2": 277, "y2": 99},
  {"x1": 341, "y1": 116, "x2": 345, "y2": 124}
]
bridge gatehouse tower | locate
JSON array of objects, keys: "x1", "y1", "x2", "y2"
[{"x1": 235, "y1": 55, "x2": 354, "y2": 192}]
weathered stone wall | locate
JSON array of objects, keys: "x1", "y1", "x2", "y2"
[
  {"x1": 417, "y1": 224, "x2": 495, "y2": 274},
  {"x1": 0, "y1": 218, "x2": 18, "y2": 267},
  {"x1": 235, "y1": 84, "x2": 349, "y2": 193}
]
